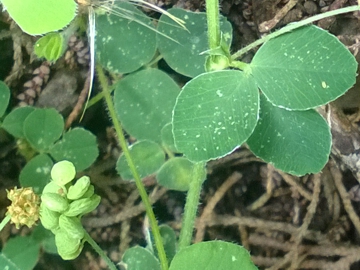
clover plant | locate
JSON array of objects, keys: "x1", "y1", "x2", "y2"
[
  {"x1": 1, "y1": 0, "x2": 360, "y2": 270},
  {"x1": 0, "y1": 84, "x2": 98, "y2": 193}
]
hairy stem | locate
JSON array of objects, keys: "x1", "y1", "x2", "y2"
[
  {"x1": 0, "y1": 215, "x2": 10, "y2": 232},
  {"x1": 205, "y1": 0, "x2": 221, "y2": 50},
  {"x1": 178, "y1": 162, "x2": 206, "y2": 250},
  {"x1": 96, "y1": 65, "x2": 168, "y2": 270},
  {"x1": 83, "y1": 230, "x2": 117, "y2": 270}
]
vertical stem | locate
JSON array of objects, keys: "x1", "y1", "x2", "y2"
[
  {"x1": 83, "y1": 230, "x2": 118, "y2": 270},
  {"x1": 178, "y1": 162, "x2": 206, "y2": 250},
  {"x1": 0, "y1": 215, "x2": 11, "y2": 231},
  {"x1": 206, "y1": 0, "x2": 220, "y2": 50},
  {"x1": 97, "y1": 65, "x2": 168, "y2": 270}
]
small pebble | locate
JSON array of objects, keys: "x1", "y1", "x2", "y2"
[{"x1": 303, "y1": 1, "x2": 318, "y2": 15}]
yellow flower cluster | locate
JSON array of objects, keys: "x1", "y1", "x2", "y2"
[{"x1": 6, "y1": 187, "x2": 40, "y2": 229}]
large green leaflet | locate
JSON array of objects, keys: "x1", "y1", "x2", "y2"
[
  {"x1": 247, "y1": 95, "x2": 331, "y2": 176},
  {"x1": 169, "y1": 241, "x2": 258, "y2": 270},
  {"x1": 172, "y1": 70, "x2": 259, "y2": 162},
  {"x1": 250, "y1": 25, "x2": 357, "y2": 110},
  {"x1": 1, "y1": 0, "x2": 77, "y2": 35},
  {"x1": 95, "y1": 1, "x2": 157, "y2": 74}
]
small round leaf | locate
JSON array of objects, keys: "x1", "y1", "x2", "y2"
[
  {"x1": 156, "y1": 157, "x2": 194, "y2": 191},
  {"x1": 116, "y1": 140, "x2": 165, "y2": 180},
  {"x1": 169, "y1": 241, "x2": 257, "y2": 270},
  {"x1": 114, "y1": 69, "x2": 180, "y2": 143},
  {"x1": 49, "y1": 128, "x2": 99, "y2": 171},
  {"x1": 2, "y1": 235, "x2": 40, "y2": 270},
  {"x1": 121, "y1": 246, "x2": 160, "y2": 270},
  {"x1": 19, "y1": 153, "x2": 53, "y2": 194},
  {"x1": 2, "y1": 107, "x2": 36, "y2": 138},
  {"x1": 0, "y1": 81, "x2": 10, "y2": 117},
  {"x1": 23, "y1": 108, "x2": 64, "y2": 151},
  {"x1": 161, "y1": 123, "x2": 179, "y2": 153}
]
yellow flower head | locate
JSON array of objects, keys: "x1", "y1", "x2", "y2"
[{"x1": 6, "y1": 187, "x2": 40, "y2": 229}]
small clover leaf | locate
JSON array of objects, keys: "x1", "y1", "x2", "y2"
[{"x1": 0, "y1": 81, "x2": 10, "y2": 117}]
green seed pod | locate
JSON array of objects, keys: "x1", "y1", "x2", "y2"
[
  {"x1": 42, "y1": 181, "x2": 66, "y2": 195},
  {"x1": 58, "y1": 215, "x2": 84, "y2": 239},
  {"x1": 63, "y1": 195, "x2": 101, "y2": 217},
  {"x1": 51, "y1": 160, "x2": 76, "y2": 186},
  {"x1": 67, "y1": 176, "x2": 90, "y2": 200},
  {"x1": 80, "y1": 184, "x2": 94, "y2": 199},
  {"x1": 39, "y1": 202, "x2": 60, "y2": 230},
  {"x1": 55, "y1": 228, "x2": 83, "y2": 260},
  {"x1": 41, "y1": 193, "x2": 69, "y2": 213}
]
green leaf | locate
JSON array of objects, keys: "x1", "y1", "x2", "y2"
[
  {"x1": 121, "y1": 246, "x2": 160, "y2": 270},
  {"x1": 95, "y1": 1, "x2": 157, "y2": 74},
  {"x1": 2, "y1": 235, "x2": 40, "y2": 270},
  {"x1": 161, "y1": 123, "x2": 179, "y2": 153},
  {"x1": 34, "y1": 32, "x2": 66, "y2": 62},
  {"x1": 172, "y1": 70, "x2": 259, "y2": 162},
  {"x1": 19, "y1": 153, "x2": 53, "y2": 194},
  {"x1": 0, "y1": 81, "x2": 10, "y2": 117},
  {"x1": 114, "y1": 69, "x2": 180, "y2": 143},
  {"x1": 157, "y1": 8, "x2": 232, "y2": 77},
  {"x1": 49, "y1": 128, "x2": 99, "y2": 171},
  {"x1": 2, "y1": 107, "x2": 35, "y2": 138},
  {"x1": 41, "y1": 235, "x2": 57, "y2": 254},
  {"x1": 1, "y1": 0, "x2": 77, "y2": 35},
  {"x1": 0, "y1": 253, "x2": 20, "y2": 270},
  {"x1": 250, "y1": 25, "x2": 357, "y2": 110},
  {"x1": 156, "y1": 157, "x2": 193, "y2": 191},
  {"x1": 31, "y1": 225, "x2": 58, "y2": 254},
  {"x1": 169, "y1": 241, "x2": 258, "y2": 270},
  {"x1": 247, "y1": 95, "x2": 331, "y2": 176},
  {"x1": 159, "y1": 225, "x2": 176, "y2": 263},
  {"x1": 116, "y1": 140, "x2": 165, "y2": 180},
  {"x1": 23, "y1": 108, "x2": 64, "y2": 151}
]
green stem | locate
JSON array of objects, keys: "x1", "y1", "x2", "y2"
[
  {"x1": 83, "y1": 230, "x2": 117, "y2": 270},
  {"x1": 231, "y1": 5, "x2": 360, "y2": 60},
  {"x1": 0, "y1": 215, "x2": 11, "y2": 231},
  {"x1": 96, "y1": 65, "x2": 168, "y2": 270},
  {"x1": 205, "y1": 0, "x2": 220, "y2": 50},
  {"x1": 178, "y1": 162, "x2": 206, "y2": 250}
]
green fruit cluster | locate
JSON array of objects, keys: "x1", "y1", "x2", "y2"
[{"x1": 39, "y1": 161, "x2": 101, "y2": 260}]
